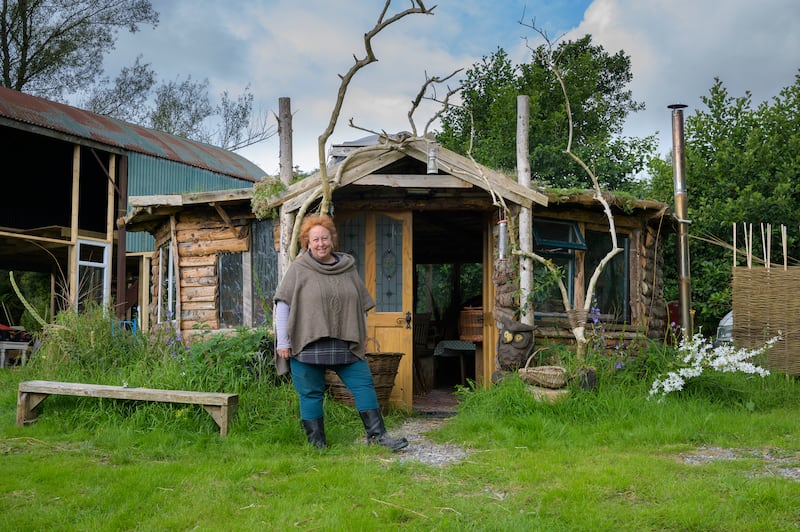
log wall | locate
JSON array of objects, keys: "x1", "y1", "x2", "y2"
[{"x1": 149, "y1": 207, "x2": 253, "y2": 342}]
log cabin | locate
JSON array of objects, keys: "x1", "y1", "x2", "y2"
[{"x1": 124, "y1": 134, "x2": 673, "y2": 411}]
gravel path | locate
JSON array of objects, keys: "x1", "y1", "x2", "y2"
[
  {"x1": 679, "y1": 445, "x2": 800, "y2": 481},
  {"x1": 387, "y1": 420, "x2": 800, "y2": 481},
  {"x1": 391, "y1": 417, "x2": 472, "y2": 466}
]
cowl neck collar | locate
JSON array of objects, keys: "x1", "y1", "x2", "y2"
[{"x1": 297, "y1": 250, "x2": 355, "y2": 275}]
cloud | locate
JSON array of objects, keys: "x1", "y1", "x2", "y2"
[
  {"x1": 574, "y1": 0, "x2": 800, "y2": 153},
  {"x1": 104, "y1": 0, "x2": 800, "y2": 174}
]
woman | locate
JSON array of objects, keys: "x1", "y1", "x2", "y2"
[{"x1": 274, "y1": 214, "x2": 408, "y2": 451}]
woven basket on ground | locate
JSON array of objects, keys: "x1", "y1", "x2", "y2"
[
  {"x1": 325, "y1": 338, "x2": 403, "y2": 410},
  {"x1": 518, "y1": 353, "x2": 567, "y2": 389}
]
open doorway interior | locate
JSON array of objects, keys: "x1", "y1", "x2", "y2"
[{"x1": 412, "y1": 210, "x2": 484, "y2": 410}]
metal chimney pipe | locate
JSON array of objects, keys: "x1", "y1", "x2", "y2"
[{"x1": 669, "y1": 104, "x2": 692, "y2": 336}]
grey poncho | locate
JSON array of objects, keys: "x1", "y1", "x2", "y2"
[{"x1": 273, "y1": 251, "x2": 375, "y2": 375}]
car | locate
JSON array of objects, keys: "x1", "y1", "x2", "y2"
[{"x1": 714, "y1": 310, "x2": 733, "y2": 347}]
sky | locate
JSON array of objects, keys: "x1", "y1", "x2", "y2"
[{"x1": 104, "y1": 0, "x2": 800, "y2": 177}]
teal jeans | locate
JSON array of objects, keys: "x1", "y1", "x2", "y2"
[{"x1": 290, "y1": 358, "x2": 379, "y2": 420}]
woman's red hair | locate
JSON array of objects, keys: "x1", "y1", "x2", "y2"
[{"x1": 299, "y1": 214, "x2": 338, "y2": 250}]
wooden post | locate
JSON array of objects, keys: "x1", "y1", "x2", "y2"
[
  {"x1": 278, "y1": 97, "x2": 294, "y2": 277},
  {"x1": 278, "y1": 97, "x2": 293, "y2": 187},
  {"x1": 114, "y1": 154, "x2": 128, "y2": 320},
  {"x1": 69, "y1": 145, "x2": 80, "y2": 309},
  {"x1": 517, "y1": 95, "x2": 533, "y2": 325}
]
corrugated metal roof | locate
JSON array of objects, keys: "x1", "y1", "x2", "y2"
[
  {"x1": 0, "y1": 86, "x2": 267, "y2": 181},
  {"x1": 128, "y1": 153, "x2": 256, "y2": 196}
]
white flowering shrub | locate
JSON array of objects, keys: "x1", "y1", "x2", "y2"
[{"x1": 649, "y1": 332, "x2": 779, "y2": 399}]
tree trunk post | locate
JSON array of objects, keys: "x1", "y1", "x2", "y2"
[
  {"x1": 517, "y1": 95, "x2": 534, "y2": 325},
  {"x1": 278, "y1": 97, "x2": 294, "y2": 276}
]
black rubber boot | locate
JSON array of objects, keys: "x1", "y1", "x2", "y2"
[
  {"x1": 301, "y1": 418, "x2": 327, "y2": 449},
  {"x1": 358, "y1": 408, "x2": 408, "y2": 451}
]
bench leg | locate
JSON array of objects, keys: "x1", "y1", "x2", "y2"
[
  {"x1": 203, "y1": 398, "x2": 238, "y2": 436},
  {"x1": 17, "y1": 392, "x2": 49, "y2": 426}
]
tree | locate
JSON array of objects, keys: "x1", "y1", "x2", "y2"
[
  {"x1": 149, "y1": 76, "x2": 215, "y2": 142},
  {"x1": 2, "y1": 1, "x2": 273, "y2": 150},
  {"x1": 438, "y1": 36, "x2": 655, "y2": 191},
  {"x1": 647, "y1": 73, "x2": 800, "y2": 332},
  {"x1": 83, "y1": 56, "x2": 274, "y2": 150},
  {"x1": 0, "y1": 0, "x2": 158, "y2": 99},
  {"x1": 509, "y1": 28, "x2": 626, "y2": 360},
  {"x1": 252, "y1": 0, "x2": 437, "y2": 258},
  {"x1": 80, "y1": 55, "x2": 155, "y2": 124}
]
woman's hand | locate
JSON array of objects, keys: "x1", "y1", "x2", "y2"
[{"x1": 277, "y1": 348, "x2": 291, "y2": 359}]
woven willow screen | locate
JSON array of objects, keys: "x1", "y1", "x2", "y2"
[{"x1": 732, "y1": 267, "x2": 800, "y2": 375}]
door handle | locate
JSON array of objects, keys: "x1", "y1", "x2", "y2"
[{"x1": 405, "y1": 311, "x2": 412, "y2": 329}]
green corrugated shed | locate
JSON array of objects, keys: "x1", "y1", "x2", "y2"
[{"x1": 126, "y1": 153, "x2": 257, "y2": 253}]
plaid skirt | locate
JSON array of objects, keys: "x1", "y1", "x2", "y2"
[{"x1": 295, "y1": 337, "x2": 359, "y2": 365}]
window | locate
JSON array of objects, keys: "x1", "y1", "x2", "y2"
[
  {"x1": 219, "y1": 252, "x2": 243, "y2": 328},
  {"x1": 218, "y1": 219, "x2": 279, "y2": 328},
  {"x1": 585, "y1": 230, "x2": 629, "y2": 322},
  {"x1": 375, "y1": 214, "x2": 403, "y2": 312},
  {"x1": 76, "y1": 239, "x2": 110, "y2": 311},
  {"x1": 532, "y1": 220, "x2": 584, "y2": 314},
  {"x1": 532, "y1": 218, "x2": 631, "y2": 323},
  {"x1": 533, "y1": 219, "x2": 586, "y2": 251},
  {"x1": 251, "y1": 220, "x2": 279, "y2": 325},
  {"x1": 531, "y1": 255, "x2": 575, "y2": 314},
  {"x1": 340, "y1": 213, "x2": 366, "y2": 278},
  {"x1": 157, "y1": 241, "x2": 176, "y2": 323}
]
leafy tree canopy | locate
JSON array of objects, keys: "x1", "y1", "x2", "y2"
[
  {"x1": 437, "y1": 35, "x2": 655, "y2": 191},
  {"x1": 647, "y1": 73, "x2": 800, "y2": 331},
  {"x1": 0, "y1": 0, "x2": 158, "y2": 99}
]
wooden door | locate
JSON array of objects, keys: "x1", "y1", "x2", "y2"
[{"x1": 338, "y1": 211, "x2": 413, "y2": 411}]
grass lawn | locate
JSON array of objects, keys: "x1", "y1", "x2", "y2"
[{"x1": 2, "y1": 364, "x2": 800, "y2": 531}]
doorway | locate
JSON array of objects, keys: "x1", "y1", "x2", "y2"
[{"x1": 412, "y1": 210, "x2": 485, "y2": 413}]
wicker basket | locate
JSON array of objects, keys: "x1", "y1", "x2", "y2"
[
  {"x1": 458, "y1": 307, "x2": 484, "y2": 342},
  {"x1": 325, "y1": 338, "x2": 403, "y2": 410},
  {"x1": 518, "y1": 353, "x2": 567, "y2": 389}
]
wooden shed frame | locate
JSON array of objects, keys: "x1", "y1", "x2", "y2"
[{"x1": 0, "y1": 87, "x2": 264, "y2": 327}]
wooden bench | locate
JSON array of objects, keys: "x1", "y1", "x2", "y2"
[{"x1": 16, "y1": 380, "x2": 238, "y2": 436}]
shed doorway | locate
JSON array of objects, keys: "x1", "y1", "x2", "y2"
[{"x1": 412, "y1": 210, "x2": 486, "y2": 414}]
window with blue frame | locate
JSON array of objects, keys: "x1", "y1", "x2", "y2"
[
  {"x1": 532, "y1": 219, "x2": 585, "y2": 315},
  {"x1": 532, "y1": 218, "x2": 630, "y2": 323}
]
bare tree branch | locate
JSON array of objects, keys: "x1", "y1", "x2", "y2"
[
  {"x1": 314, "y1": 0, "x2": 435, "y2": 216},
  {"x1": 422, "y1": 80, "x2": 462, "y2": 137},
  {"x1": 406, "y1": 69, "x2": 462, "y2": 136},
  {"x1": 516, "y1": 18, "x2": 624, "y2": 359}
]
